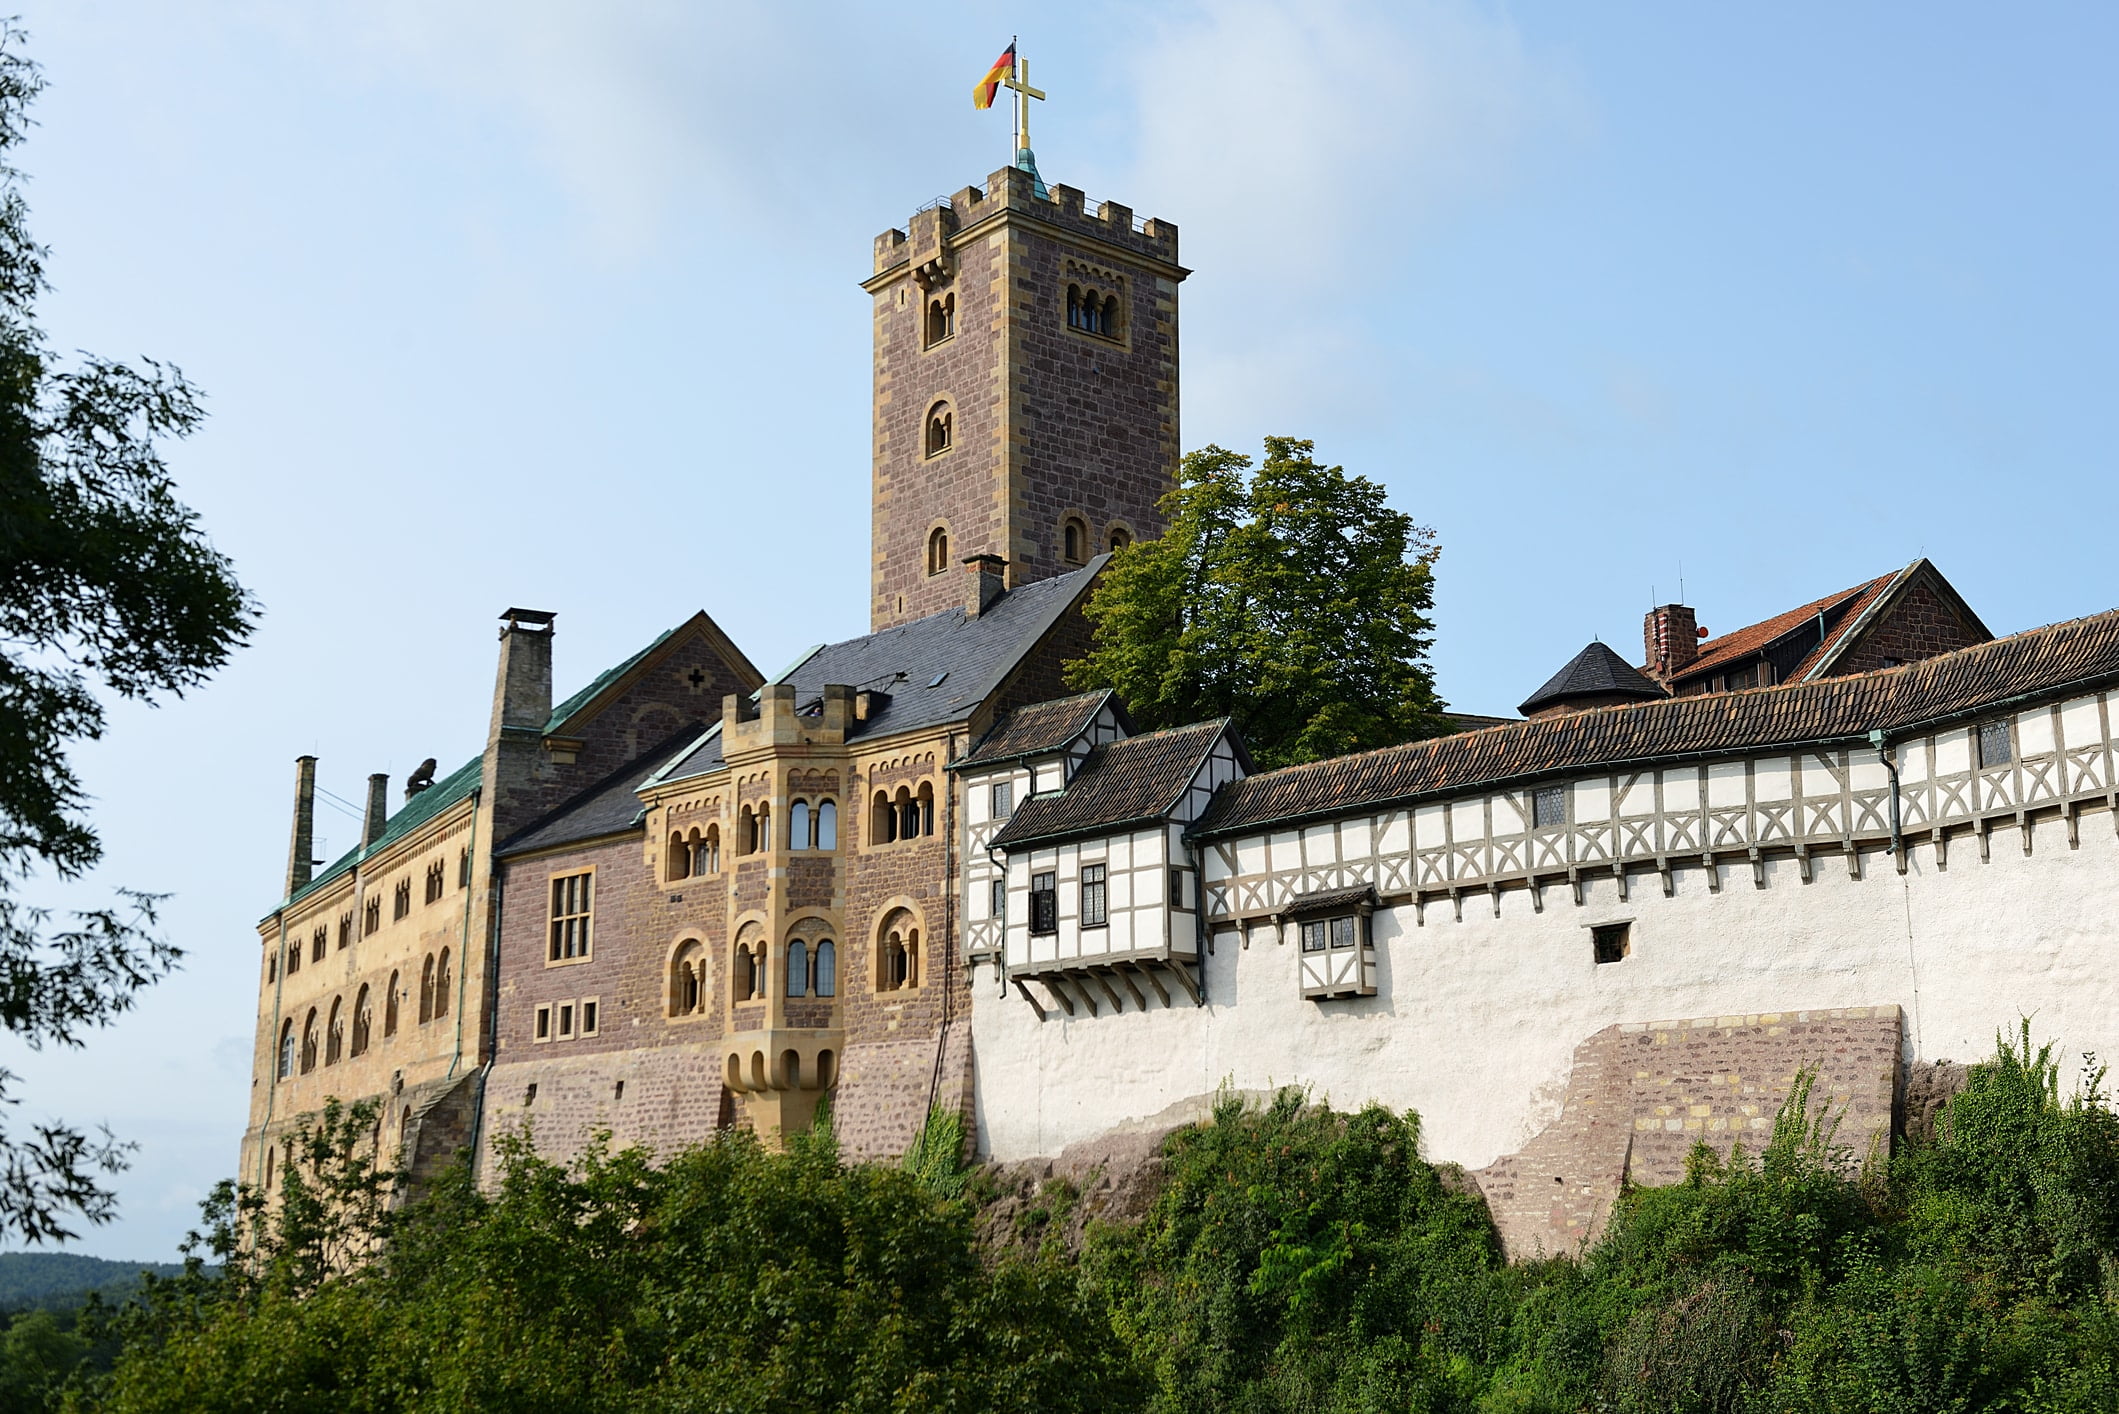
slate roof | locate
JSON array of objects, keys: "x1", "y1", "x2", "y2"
[
  {"x1": 956, "y1": 690, "x2": 1121, "y2": 768},
  {"x1": 990, "y1": 720, "x2": 1230, "y2": 851},
  {"x1": 498, "y1": 728, "x2": 705, "y2": 858},
  {"x1": 1195, "y1": 605, "x2": 2119, "y2": 841},
  {"x1": 276, "y1": 754, "x2": 482, "y2": 916},
  {"x1": 657, "y1": 559, "x2": 1106, "y2": 784},
  {"x1": 1520, "y1": 642, "x2": 1667, "y2": 715}
]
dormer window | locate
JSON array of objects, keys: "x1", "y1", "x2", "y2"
[
  {"x1": 925, "y1": 402, "x2": 953, "y2": 457},
  {"x1": 924, "y1": 291, "x2": 955, "y2": 347}
]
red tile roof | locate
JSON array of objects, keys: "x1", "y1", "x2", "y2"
[{"x1": 1669, "y1": 571, "x2": 1899, "y2": 686}]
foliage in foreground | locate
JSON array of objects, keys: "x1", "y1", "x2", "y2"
[
  {"x1": 1065, "y1": 437, "x2": 1448, "y2": 769},
  {"x1": 48, "y1": 1024, "x2": 2119, "y2": 1412}
]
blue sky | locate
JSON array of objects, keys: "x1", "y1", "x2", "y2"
[{"x1": 5, "y1": 2, "x2": 2114, "y2": 1259}]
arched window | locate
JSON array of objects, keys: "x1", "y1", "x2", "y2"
[
  {"x1": 816, "y1": 800, "x2": 837, "y2": 850},
  {"x1": 815, "y1": 940, "x2": 836, "y2": 997},
  {"x1": 1102, "y1": 294, "x2": 1120, "y2": 338},
  {"x1": 384, "y1": 970, "x2": 400, "y2": 1037},
  {"x1": 419, "y1": 955, "x2": 435, "y2": 1024},
  {"x1": 925, "y1": 292, "x2": 955, "y2": 346},
  {"x1": 877, "y1": 911, "x2": 920, "y2": 992},
  {"x1": 435, "y1": 948, "x2": 452, "y2": 1019},
  {"x1": 277, "y1": 1020, "x2": 295, "y2": 1080},
  {"x1": 873, "y1": 790, "x2": 897, "y2": 844},
  {"x1": 927, "y1": 525, "x2": 950, "y2": 576},
  {"x1": 667, "y1": 831, "x2": 691, "y2": 882},
  {"x1": 787, "y1": 939, "x2": 809, "y2": 997},
  {"x1": 1063, "y1": 518, "x2": 1086, "y2": 564},
  {"x1": 925, "y1": 402, "x2": 952, "y2": 457},
  {"x1": 916, "y1": 781, "x2": 935, "y2": 837},
  {"x1": 1110, "y1": 526, "x2": 1131, "y2": 552},
  {"x1": 734, "y1": 942, "x2": 757, "y2": 1002},
  {"x1": 300, "y1": 1009, "x2": 319, "y2": 1074},
  {"x1": 350, "y1": 985, "x2": 372, "y2": 1058},
  {"x1": 325, "y1": 998, "x2": 344, "y2": 1065},
  {"x1": 789, "y1": 799, "x2": 811, "y2": 851},
  {"x1": 702, "y1": 825, "x2": 720, "y2": 873},
  {"x1": 669, "y1": 939, "x2": 705, "y2": 1018},
  {"x1": 287, "y1": 936, "x2": 300, "y2": 975},
  {"x1": 896, "y1": 787, "x2": 918, "y2": 842},
  {"x1": 1067, "y1": 283, "x2": 1085, "y2": 330}
]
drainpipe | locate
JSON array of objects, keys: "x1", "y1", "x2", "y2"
[
  {"x1": 1183, "y1": 835, "x2": 1209, "y2": 1004},
  {"x1": 1868, "y1": 729, "x2": 1905, "y2": 874},
  {"x1": 987, "y1": 842, "x2": 1009, "y2": 998}
]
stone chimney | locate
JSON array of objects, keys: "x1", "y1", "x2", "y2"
[
  {"x1": 284, "y1": 755, "x2": 317, "y2": 897},
  {"x1": 1643, "y1": 604, "x2": 1701, "y2": 682},
  {"x1": 362, "y1": 773, "x2": 390, "y2": 848},
  {"x1": 965, "y1": 554, "x2": 1007, "y2": 619},
  {"x1": 483, "y1": 608, "x2": 556, "y2": 835}
]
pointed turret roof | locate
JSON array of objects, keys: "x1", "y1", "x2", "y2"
[{"x1": 1519, "y1": 641, "x2": 1667, "y2": 717}]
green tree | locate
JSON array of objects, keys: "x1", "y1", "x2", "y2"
[
  {"x1": 1066, "y1": 438, "x2": 1446, "y2": 769},
  {"x1": 0, "y1": 26, "x2": 253, "y2": 1242}
]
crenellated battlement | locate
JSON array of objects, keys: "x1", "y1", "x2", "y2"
[{"x1": 871, "y1": 164, "x2": 1179, "y2": 278}]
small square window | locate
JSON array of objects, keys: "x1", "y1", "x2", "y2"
[
  {"x1": 1532, "y1": 785, "x2": 1567, "y2": 830},
  {"x1": 1592, "y1": 923, "x2": 1630, "y2": 965},
  {"x1": 534, "y1": 1005, "x2": 551, "y2": 1042},
  {"x1": 1977, "y1": 721, "x2": 2012, "y2": 768},
  {"x1": 990, "y1": 781, "x2": 1014, "y2": 818},
  {"x1": 989, "y1": 877, "x2": 1006, "y2": 921},
  {"x1": 1080, "y1": 864, "x2": 1107, "y2": 928}
]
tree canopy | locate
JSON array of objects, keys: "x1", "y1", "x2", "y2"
[
  {"x1": 1065, "y1": 438, "x2": 1447, "y2": 770},
  {"x1": 0, "y1": 25, "x2": 253, "y2": 1241}
]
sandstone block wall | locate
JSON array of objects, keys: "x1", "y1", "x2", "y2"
[{"x1": 1473, "y1": 1006, "x2": 1902, "y2": 1259}]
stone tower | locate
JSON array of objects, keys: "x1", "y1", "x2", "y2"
[{"x1": 865, "y1": 164, "x2": 1187, "y2": 631}]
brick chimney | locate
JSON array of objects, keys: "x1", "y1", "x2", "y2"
[
  {"x1": 1644, "y1": 603, "x2": 1701, "y2": 682},
  {"x1": 362, "y1": 772, "x2": 390, "y2": 848},
  {"x1": 483, "y1": 607, "x2": 556, "y2": 836},
  {"x1": 285, "y1": 755, "x2": 317, "y2": 897},
  {"x1": 965, "y1": 554, "x2": 1007, "y2": 619}
]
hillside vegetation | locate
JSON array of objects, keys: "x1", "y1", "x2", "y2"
[{"x1": 18, "y1": 1024, "x2": 2119, "y2": 1411}]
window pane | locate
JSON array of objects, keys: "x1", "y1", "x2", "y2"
[
  {"x1": 1301, "y1": 920, "x2": 1326, "y2": 952},
  {"x1": 815, "y1": 941, "x2": 836, "y2": 997},
  {"x1": 991, "y1": 781, "x2": 1013, "y2": 817},
  {"x1": 1331, "y1": 916, "x2": 1357, "y2": 949},
  {"x1": 787, "y1": 940, "x2": 809, "y2": 997},
  {"x1": 1978, "y1": 721, "x2": 2012, "y2": 767},
  {"x1": 1533, "y1": 785, "x2": 1566, "y2": 830}
]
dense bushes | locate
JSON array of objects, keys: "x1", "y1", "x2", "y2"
[{"x1": 36, "y1": 1024, "x2": 2119, "y2": 1410}]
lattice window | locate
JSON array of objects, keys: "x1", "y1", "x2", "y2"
[
  {"x1": 990, "y1": 780, "x2": 1013, "y2": 818},
  {"x1": 1978, "y1": 721, "x2": 2012, "y2": 768},
  {"x1": 549, "y1": 872, "x2": 592, "y2": 962},
  {"x1": 1030, "y1": 872, "x2": 1057, "y2": 934},
  {"x1": 1080, "y1": 864, "x2": 1107, "y2": 928},
  {"x1": 1532, "y1": 785, "x2": 1567, "y2": 830}
]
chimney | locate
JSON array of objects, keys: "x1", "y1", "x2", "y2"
[
  {"x1": 1644, "y1": 603, "x2": 1701, "y2": 682},
  {"x1": 284, "y1": 755, "x2": 317, "y2": 897},
  {"x1": 964, "y1": 553, "x2": 1007, "y2": 619},
  {"x1": 483, "y1": 608, "x2": 557, "y2": 836},
  {"x1": 363, "y1": 772, "x2": 390, "y2": 848}
]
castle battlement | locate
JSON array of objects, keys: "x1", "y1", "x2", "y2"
[{"x1": 871, "y1": 164, "x2": 1180, "y2": 278}]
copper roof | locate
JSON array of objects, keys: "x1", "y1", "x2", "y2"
[
  {"x1": 1197, "y1": 606, "x2": 2119, "y2": 840},
  {"x1": 990, "y1": 720, "x2": 1230, "y2": 850}
]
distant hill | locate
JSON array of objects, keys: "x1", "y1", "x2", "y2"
[{"x1": 0, "y1": 1252, "x2": 187, "y2": 1311}]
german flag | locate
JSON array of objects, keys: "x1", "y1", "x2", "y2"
[{"x1": 973, "y1": 42, "x2": 1015, "y2": 110}]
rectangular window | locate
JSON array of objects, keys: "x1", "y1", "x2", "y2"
[
  {"x1": 1169, "y1": 868, "x2": 1191, "y2": 911},
  {"x1": 1300, "y1": 919, "x2": 1328, "y2": 952},
  {"x1": 534, "y1": 1005, "x2": 551, "y2": 1042},
  {"x1": 990, "y1": 781, "x2": 1013, "y2": 818},
  {"x1": 1977, "y1": 721, "x2": 2012, "y2": 768},
  {"x1": 1725, "y1": 665, "x2": 1757, "y2": 691},
  {"x1": 989, "y1": 877, "x2": 1006, "y2": 921},
  {"x1": 1331, "y1": 916, "x2": 1358, "y2": 949},
  {"x1": 311, "y1": 928, "x2": 326, "y2": 963},
  {"x1": 338, "y1": 913, "x2": 352, "y2": 949},
  {"x1": 1592, "y1": 922, "x2": 1630, "y2": 965},
  {"x1": 581, "y1": 999, "x2": 599, "y2": 1036},
  {"x1": 1030, "y1": 872, "x2": 1057, "y2": 934},
  {"x1": 363, "y1": 896, "x2": 381, "y2": 936},
  {"x1": 549, "y1": 872, "x2": 593, "y2": 962},
  {"x1": 557, "y1": 1003, "x2": 574, "y2": 1038},
  {"x1": 393, "y1": 878, "x2": 411, "y2": 921},
  {"x1": 1079, "y1": 864, "x2": 1107, "y2": 928},
  {"x1": 458, "y1": 847, "x2": 471, "y2": 889},
  {"x1": 1532, "y1": 784, "x2": 1567, "y2": 830}
]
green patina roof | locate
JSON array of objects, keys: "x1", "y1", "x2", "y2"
[{"x1": 269, "y1": 754, "x2": 482, "y2": 921}]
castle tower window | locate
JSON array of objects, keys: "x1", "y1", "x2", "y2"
[
  {"x1": 1102, "y1": 294, "x2": 1120, "y2": 338},
  {"x1": 1062, "y1": 518, "x2": 1087, "y2": 565},
  {"x1": 872, "y1": 790, "x2": 897, "y2": 844},
  {"x1": 338, "y1": 912, "x2": 352, "y2": 949},
  {"x1": 277, "y1": 1020, "x2": 295, "y2": 1080},
  {"x1": 1977, "y1": 720, "x2": 2012, "y2": 768},
  {"x1": 321, "y1": 996, "x2": 341, "y2": 1065},
  {"x1": 311, "y1": 927, "x2": 326, "y2": 964},
  {"x1": 734, "y1": 940, "x2": 759, "y2": 1002},
  {"x1": 877, "y1": 912, "x2": 920, "y2": 991},
  {"x1": 815, "y1": 939, "x2": 836, "y2": 997},
  {"x1": 667, "y1": 831, "x2": 691, "y2": 882},
  {"x1": 1109, "y1": 527, "x2": 1131, "y2": 552},
  {"x1": 669, "y1": 939, "x2": 704, "y2": 1018},
  {"x1": 787, "y1": 939, "x2": 809, "y2": 997},
  {"x1": 419, "y1": 955, "x2": 435, "y2": 1024},
  {"x1": 1080, "y1": 864, "x2": 1108, "y2": 928},
  {"x1": 267, "y1": 949, "x2": 276, "y2": 983},
  {"x1": 816, "y1": 799, "x2": 837, "y2": 850},
  {"x1": 363, "y1": 895, "x2": 381, "y2": 936},
  {"x1": 702, "y1": 825, "x2": 721, "y2": 873},
  {"x1": 350, "y1": 984, "x2": 372, "y2": 1058},
  {"x1": 549, "y1": 871, "x2": 592, "y2": 962},
  {"x1": 1030, "y1": 872, "x2": 1058, "y2": 934},
  {"x1": 924, "y1": 292, "x2": 955, "y2": 347},
  {"x1": 286, "y1": 937, "x2": 300, "y2": 975},
  {"x1": 924, "y1": 402, "x2": 953, "y2": 457},
  {"x1": 393, "y1": 878, "x2": 411, "y2": 921},
  {"x1": 384, "y1": 970, "x2": 400, "y2": 1037},
  {"x1": 300, "y1": 1009, "x2": 319, "y2": 1075},
  {"x1": 927, "y1": 525, "x2": 950, "y2": 577},
  {"x1": 895, "y1": 787, "x2": 917, "y2": 841},
  {"x1": 458, "y1": 847, "x2": 471, "y2": 889},
  {"x1": 1067, "y1": 284, "x2": 1082, "y2": 329},
  {"x1": 789, "y1": 799, "x2": 811, "y2": 851},
  {"x1": 916, "y1": 781, "x2": 935, "y2": 836},
  {"x1": 435, "y1": 948, "x2": 452, "y2": 1017}
]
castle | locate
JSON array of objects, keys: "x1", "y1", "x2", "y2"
[{"x1": 244, "y1": 155, "x2": 2119, "y2": 1256}]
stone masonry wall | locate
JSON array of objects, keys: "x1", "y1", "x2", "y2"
[
  {"x1": 1835, "y1": 579, "x2": 1989, "y2": 676},
  {"x1": 1473, "y1": 1007, "x2": 1903, "y2": 1259}
]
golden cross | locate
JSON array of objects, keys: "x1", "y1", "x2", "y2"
[{"x1": 1002, "y1": 54, "x2": 1045, "y2": 157}]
